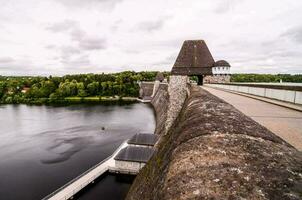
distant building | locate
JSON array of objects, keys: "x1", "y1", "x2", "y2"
[
  {"x1": 21, "y1": 87, "x2": 30, "y2": 93},
  {"x1": 171, "y1": 40, "x2": 231, "y2": 85},
  {"x1": 155, "y1": 72, "x2": 165, "y2": 82},
  {"x1": 204, "y1": 60, "x2": 231, "y2": 83}
]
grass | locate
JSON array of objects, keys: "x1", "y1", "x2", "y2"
[{"x1": 64, "y1": 96, "x2": 137, "y2": 102}]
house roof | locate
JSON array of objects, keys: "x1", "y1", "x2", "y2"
[
  {"x1": 114, "y1": 146, "x2": 155, "y2": 163},
  {"x1": 171, "y1": 40, "x2": 215, "y2": 75},
  {"x1": 128, "y1": 133, "x2": 159, "y2": 146},
  {"x1": 214, "y1": 60, "x2": 231, "y2": 67}
]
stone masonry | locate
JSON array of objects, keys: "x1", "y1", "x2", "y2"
[
  {"x1": 127, "y1": 85, "x2": 302, "y2": 200},
  {"x1": 165, "y1": 75, "x2": 188, "y2": 134},
  {"x1": 204, "y1": 74, "x2": 231, "y2": 83}
]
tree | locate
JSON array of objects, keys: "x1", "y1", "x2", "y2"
[
  {"x1": 77, "y1": 82, "x2": 87, "y2": 97},
  {"x1": 0, "y1": 82, "x2": 7, "y2": 99},
  {"x1": 87, "y1": 81, "x2": 99, "y2": 96}
]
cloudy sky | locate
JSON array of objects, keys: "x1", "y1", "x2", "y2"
[{"x1": 0, "y1": 0, "x2": 302, "y2": 76}]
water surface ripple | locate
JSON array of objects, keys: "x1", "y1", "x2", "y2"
[{"x1": 0, "y1": 103, "x2": 155, "y2": 200}]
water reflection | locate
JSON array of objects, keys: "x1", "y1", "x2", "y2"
[{"x1": 0, "y1": 103, "x2": 155, "y2": 200}]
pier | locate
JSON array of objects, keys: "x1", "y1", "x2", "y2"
[{"x1": 42, "y1": 133, "x2": 158, "y2": 200}]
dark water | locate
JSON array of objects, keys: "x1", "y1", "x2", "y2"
[{"x1": 0, "y1": 103, "x2": 155, "y2": 200}]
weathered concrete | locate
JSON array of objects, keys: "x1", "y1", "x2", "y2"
[
  {"x1": 127, "y1": 86, "x2": 302, "y2": 200},
  {"x1": 204, "y1": 86, "x2": 302, "y2": 151}
]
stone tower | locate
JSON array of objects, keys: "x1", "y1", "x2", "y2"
[{"x1": 171, "y1": 40, "x2": 215, "y2": 85}]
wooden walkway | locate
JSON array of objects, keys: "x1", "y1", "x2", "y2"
[{"x1": 43, "y1": 141, "x2": 128, "y2": 200}]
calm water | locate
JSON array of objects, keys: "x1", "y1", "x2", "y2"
[{"x1": 0, "y1": 103, "x2": 155, "y2": 200}]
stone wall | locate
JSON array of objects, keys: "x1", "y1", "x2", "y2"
[
  {"x1": 127, "y1": 85, "x2": 302, "y2": 200},
  {"x1": 204, "y1": 74, "x2": 231, "y2": 83},
  {"x1": 139, "y1": 82, "x2": 154, "y2": 99},
  {"x1": 151, "y1": 80, "x2": 160, "y2": 97},
  {"x1": 165, "y1": 75, "x2": 188, "y2": 133},
  {"x1": 151, "y1": 83, "x2": 169, "y2": 135}
]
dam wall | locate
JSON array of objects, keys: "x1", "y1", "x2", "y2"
[{"x1": 127, "y1": 84, "x2": 302, "y2": 200}]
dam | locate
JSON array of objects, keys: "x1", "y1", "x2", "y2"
[
  {"x1": 127, "y1": 40, "x2": 302, "y2": 200},
  {"x1": 42, "y1": 40, "x2": 302, "y2": 200}
]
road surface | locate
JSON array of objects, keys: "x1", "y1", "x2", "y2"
[{"x1": 203, "y1": 87, "x2": 302, "y2": 151}]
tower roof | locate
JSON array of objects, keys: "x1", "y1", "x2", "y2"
[
  {"x1": 155, "y1": 72, "x2": 164, "y2": 81},
  {"x1": 214, "y1": 60, "x2": 231, "y2": 67},
  {"x1": 171, "y1": 40, "x2": 215, "y2": 75}
]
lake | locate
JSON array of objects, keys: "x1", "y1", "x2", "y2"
[{"x1": 0, "y1": 102, "x2": 155, "y2": 200}]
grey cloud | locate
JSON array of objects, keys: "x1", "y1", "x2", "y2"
[
  {"x1": 45, "y1": 45, "x2": 56, "y2": 49},
  {"x1": 68, "y1": 26, "x2": 107, "y2": 51},
  {"x1": 68, "y1": 27, "x2": 107, "y2": 51},
  {"x1": 153, "y1": 52, "x2": 178, "y2": 66},
  {"x1": 78, "y1": 37, "x2": 107, "y2": 50},
  {"x1": 0, "y1": 57, "x2": 14, "y2": 63},
  {"x1": 110, "y1": 19, "x2": 123, "y2": 32},
  {"x1": 46, "y1": 21, "x2": 107, "y2": 52},
  {"x1": 70, "y1": 28, "x2": 86, "y2": 41},
  {"x1": 214, "y1": 0, "x2": 243, "y2": 14},
  {"x1": 45, "y1": 20, "x2": 78, "y2": 33},
  {"x1": 55, "y1": 0, "x2": 123, "y2": 9},
  {"x1": 136, "y1": 19, "x2": 165, "y2": 32},
  {"x1": 61, "y1": 54, "x2": 91, "y2": 67},
  {"x1": 281, "y1": 26, "x2": 302, "y2": 43},
  {"x1": 0, "y1": 59, "x2": 37, "y2": 75},
  {"x1": 60, "y1": 46, "x2": 81, "y2": 58}
]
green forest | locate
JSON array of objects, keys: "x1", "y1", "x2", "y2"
[
  {"x1": 231, "y1": 74, "x2": 302, "y2": 83},
  {"x1": 0, "y1": 72, "x2": 301, "y2": 104},
  {"x1": 0, "y1": 71, "x2": 165, "y2": 104}
]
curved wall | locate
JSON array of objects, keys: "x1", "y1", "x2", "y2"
[{"x1": 127, "y1": 85, "x2": 302, "y2": 200}]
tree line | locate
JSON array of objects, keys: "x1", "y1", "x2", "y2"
[
  {"x1": 231, "y1": 74, "x2": 302, "y2": 83},
  {"x1": 0, "y1": 72, "x2": 301, "y2": 104},
  {"x1": 0, "y1": 71, "x2": 165, "y2": 104}
]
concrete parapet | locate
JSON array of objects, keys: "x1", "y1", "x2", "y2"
[{"x1": 207, "y1": 83, "x2": 302, "y2": 105}]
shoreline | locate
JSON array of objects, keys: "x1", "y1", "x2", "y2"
[{"x1": 0, "y1": 96, "x2": 138, "y2": 105}]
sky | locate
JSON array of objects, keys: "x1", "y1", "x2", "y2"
[{"x1": 0, "y1": 0, "x2": 302, "y2": 76}]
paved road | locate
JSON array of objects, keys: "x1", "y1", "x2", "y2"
[{"x1": 203, "y1": 87, "x2": 302, "y2": 151}]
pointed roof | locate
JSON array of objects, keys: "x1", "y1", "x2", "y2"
[
  {"x1": 171, "y1": 40, "x2": 215, "y2": 75},
  {"x1": 155, "y1": 72, "x2": 164, "y2": 82}
]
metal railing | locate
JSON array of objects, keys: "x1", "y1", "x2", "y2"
[{"x1": 42, "y1": 141, "x2": 127, "y2": 200}]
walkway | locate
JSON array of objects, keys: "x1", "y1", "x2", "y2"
[
  {"x1": 203, "y1": 86, "x2": 302, "y2": 151},
  {"x1": 44, "y1": 141, "x2": 128, "y2": 200}
]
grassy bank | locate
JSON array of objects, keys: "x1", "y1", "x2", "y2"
[
  {"x1": 0, "y1": 96, "x2": 138, "y2": 105},
  {"x1": 64, "y1": 96, "x2": 137, "y2": 102}
]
